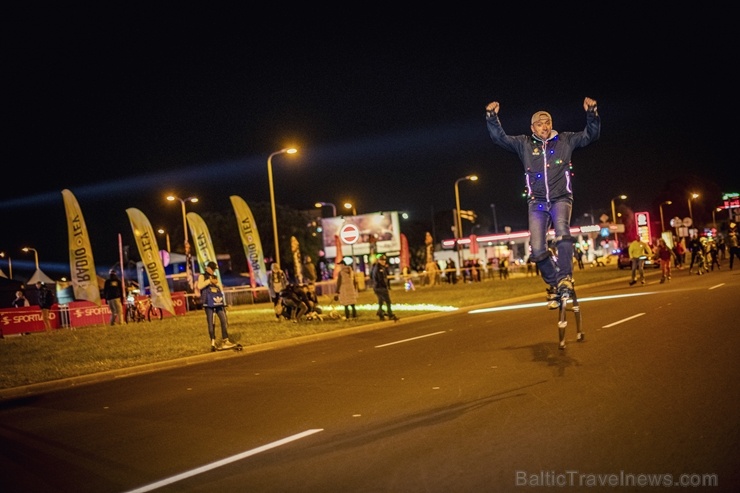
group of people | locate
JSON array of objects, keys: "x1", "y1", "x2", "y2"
[
  {"x1": 10, "y1": 282, "x2": 55, "y2": 331},
  {"x1": 266, "y1": 262, "x2": 325, "y2": 323}
]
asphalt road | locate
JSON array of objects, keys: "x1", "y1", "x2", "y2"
[{"x1": 1, "y1": 269, "x2": 738, "y2": 492}]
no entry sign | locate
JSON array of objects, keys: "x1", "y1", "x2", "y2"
[{"x1": 340, "y1": 223, "x2": 360, "y2": 245}]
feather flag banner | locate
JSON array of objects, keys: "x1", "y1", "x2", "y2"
[
  {"x1": 126, "y1": 208, "x2": 176, "y2": 315},
  {"x1": 230, "y1": 195, "x2": 267, "y2": 287},
  {"x1": 62, "y1": 189, "x2": 101, "y2": 305},
  {"x1": 186, "y1": 212, "x2": 221, "y2": 284}
]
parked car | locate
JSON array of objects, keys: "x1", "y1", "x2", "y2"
[{"x1": 617, "y1": 248, "x2": 660, "y2": 270}]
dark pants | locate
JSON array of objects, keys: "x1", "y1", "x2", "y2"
[
  {"x1": 729, "y1": 247, "x2": 740, "y2": 270},
  {"x1": 374, "y1": 288, "x2": 393, "y2": 316},
  {"x1": 205, "y1": 306, "x2": 229, "y2": 340}
]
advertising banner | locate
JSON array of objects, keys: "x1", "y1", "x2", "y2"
[
  {"x1": 126, "y1": 208, "x2": 176, "y2": 316},
  {"x1": 186, "y1": 212, "x2": 220, "y2": 283},
  {"x1": 61, "y1": 189, "x2": 101, "y2": 305},
  {"x1": 321, "y1": 211, "x2": 401, "y2": 258},
  {"x1": 230, "y1": 195, "x2": 267, "y2": 287}
]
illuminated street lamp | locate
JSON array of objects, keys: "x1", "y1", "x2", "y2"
[
  {"x1": 659, "y1": 200, "x2": 672, "y2": 233},
  {"x1": 610, "y1": 194, "x2": 627, "y2": 245},
  {"x1": 167, "y1": 195, "x2": 198, "y2": 288},
  {"x1": 267, "y1": 147, "x2": 298, "y2": 266},
  {"x1": 315, "y1": 201, "x2": 337, "y2": 217},
  {"x1": 166, "y1": 195, "x2": 198, "y2": 251},
  {"x1": 157, "y1": 228, "x2": 171, "y2": 252},
  {"x1": 454, "y1": 174, "x2": 479, "y2": 268},
  {"x1": 688, "y1": 192, "x2": 699, "y2": 226},
  {"x1": 22, "y1": 246, "x2": 39, "y2": 271},
  {"x1": 343, "y1": 202, "x2": 357, "y2": 215},
  {"x1": 0, "y1": 252, "x2": 12, "y2": 279}
]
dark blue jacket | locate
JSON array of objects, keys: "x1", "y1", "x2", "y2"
[
  {"x1": 200, "y1": 272, "x2": 226, "y2": 308},
  {"x1": 486, "y1": 109, "x2": 600, "y2": 202}
]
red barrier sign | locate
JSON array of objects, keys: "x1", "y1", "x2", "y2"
[{"x1": 340, "y1": 224, "x2": 360, "y2": 245}]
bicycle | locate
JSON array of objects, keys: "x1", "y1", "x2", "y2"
[{"x1": 125, "y1": 290, "x2": 163, "y2": 323}]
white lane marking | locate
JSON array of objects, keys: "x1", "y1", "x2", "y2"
[
  {"x1": 468, "y1": 292, "x2": 656, "y2": 314},
  {"x1": 123, "y1": 429, "x2": 324, "y2": 493},
  {"x1": 375, "y1": 331, "x2": 446, "y2": 348},
  {"x1": 602, "y1": 313, "x2": 646, "y2": 328},
  {"x1": 709, "y1": 283, "x2": 725, "y2": 290}
]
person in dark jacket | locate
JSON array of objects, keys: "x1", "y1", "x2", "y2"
[
  {"x1": 485, "y1": 97, "x2": 600, "y2": 308},
  {"x1": 278, "y1": 284, "x2": 309, "y2": 323},
  {"x1": 35, "y1": 281, "x2": 54, "y2": 331},
  {"x1": 103, "y1": 270, "x2": 124, "y2": 325},
  {"x1": 370, "y1": 254, "x2": 398, "y2": 321}
]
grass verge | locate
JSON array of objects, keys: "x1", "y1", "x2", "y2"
[{"x1": 1, "y1": 267, "x2": 633, "y2": 390}]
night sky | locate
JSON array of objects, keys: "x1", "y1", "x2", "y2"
[{"x1": 3, "y1": 10, "x2": 736, "y2": 281}]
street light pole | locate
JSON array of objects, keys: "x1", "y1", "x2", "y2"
[
  {"x1": 0, "y1": 252, "x2": 12, "y2": 279},
  {"x1": 688, "y1": 192, "x2": 699, "y2": 227},
  {"x1": 610, "y1": 194, "x2": 627, "y2": 245},
  {"x1": 315, "y1": 201, "x2": 337, "y2": 217},
  {"x1": 490, "y1": 203, "x2": 499, "y2": 233},
  {"x1": 454, "y1": 175, "x2": 478, "y2": 269},
  {"x1": 167, "y1": 195, "x2": 198, "y2": 288},
  {"x1": 659, "y1": 200, "x2": 672, "y2": 233},
  {"x1": 157, "y1": 228, "x2": 171, "y2": 252},
  {"x1": 343, "y1": 202, "x2": 357, "y2": 215},
  {"x1": 267, "y1": 147, "x2": 298, "y2": 266},
  {"x1": 22, "y1": 247, "x2": 39, "y2": 270}
]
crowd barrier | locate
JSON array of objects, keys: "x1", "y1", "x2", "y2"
[{"x1": 0, "y1": 292, "x2": 188, "y2": 338}]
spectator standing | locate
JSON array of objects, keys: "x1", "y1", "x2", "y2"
[
  {"x1": 12, "y1": 290, "x2": 29, "y2": 308},
  {"x1": 336, "y1": 259, "x2": 358, "y2": 319},
  {"x1": 498, "y1": 256, "x2": 509, "y2": 280},
  {"x1": 197, "y1": 261, "x2": 236, "y2": 350},
  {"x1": 485, "y1": 97, "x2": 600, "y2": 310},
  {"x1": 103, "y1": 270, "x2": 124, "y2": 325},
  {"x1": 716, "y1": 235, "x2": 726, "y2": 261},
  {"x1": 446, "y1": 258, "x2": 457, "y2": 284},
  {"x1": 575, "y1": 246, "x2": 585, "y2": 270},
  {"x1": 728, "y1": 222, "x2": 740, "y2": 270},
  {"x1": 688, "y1": 235, "x2": 703, "y2": 273},
  {"x1": 35, "y1": 281, "x2": 54, "y2": 331},
  {"x1": 628, "y1": 238, "x2": 653, "y2": 286},
  {"x1": 302, "y1": 255, "x2": 317, "y2": 284},
  {"x1": 370, "y1": 254, "x2": 398, "y2": 321},
  {"x1": 706, "y1": 237, "x2": 721, "y2": 271},
  {"x1": 673, "y1": 238, "x2": 686, "y2": 270},
  {"x1": 267, "y1": 263, "x2": 288, "y2": 321},
  {"x1": 655, "y1": 238, "x2": 675, "y2": 283}
]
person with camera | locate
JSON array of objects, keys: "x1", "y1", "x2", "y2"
[{"x1": 197, "y1": 261, "x2": 236, "y2": 351}]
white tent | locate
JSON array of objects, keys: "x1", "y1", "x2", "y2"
[{"x1": 28, "y1": 269, "x2": 55, "y2": 285}]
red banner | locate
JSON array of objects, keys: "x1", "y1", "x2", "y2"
[{"x1": 0, "y1": 292, "x2": 188, "y2": 337}]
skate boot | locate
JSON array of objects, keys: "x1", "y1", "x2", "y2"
[
  {"x1": 546, "y1": 286, "x2": 560, "y2": 310},
  {"x1": 557, "y1": 277, "x2": 574, "y2": 298}
]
